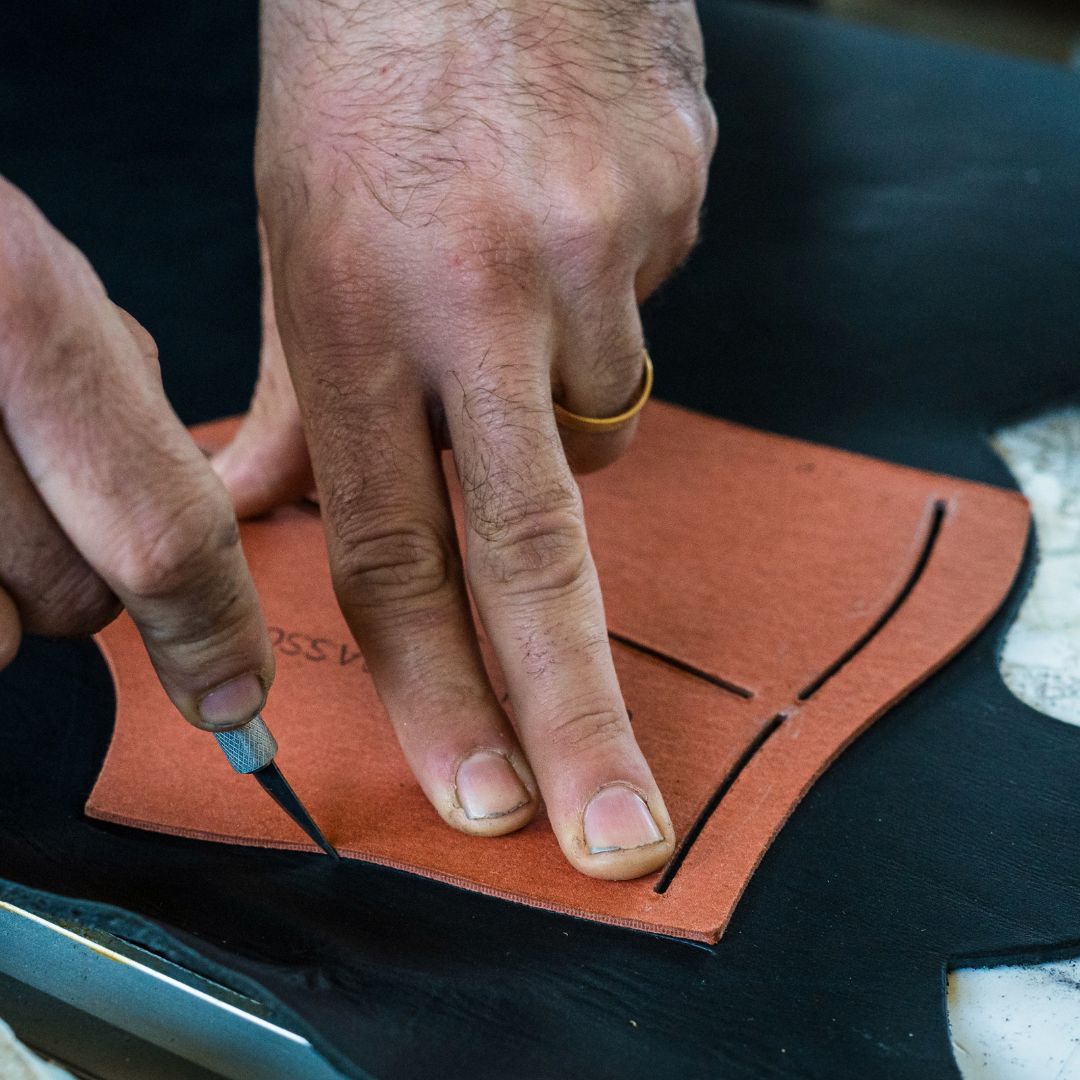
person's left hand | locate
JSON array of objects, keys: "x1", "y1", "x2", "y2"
[{"x1": 214, "y1": 0, "x2": 716, "y2": 880}]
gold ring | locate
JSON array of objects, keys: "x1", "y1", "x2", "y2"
[{"x1": 553, "y1": 351, "x2": 654, "y2": 434}]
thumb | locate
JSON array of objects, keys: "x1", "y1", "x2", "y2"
[
  {"x1": 212, "y1": 336, "x2": 313, "y2": 518},
  {"x1": 214, "y1": 219, "x2": 313, "y2": 519}
]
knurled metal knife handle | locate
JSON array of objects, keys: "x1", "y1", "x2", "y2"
[{"x1": 213, "y1": 715, "x2": 278, "y2": 774}]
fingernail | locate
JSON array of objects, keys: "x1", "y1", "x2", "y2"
[
  {"x1": 198, "y1": 674, "x2": 265, "y2": 730},
  {"x1": 456, "y1": 750, "x2": 530, "y2": 820},
  {"x1": 584, "y1": 784, "x2": 663, "y2": 854}
]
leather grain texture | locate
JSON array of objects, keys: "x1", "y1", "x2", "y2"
[{"x1": 87, "y1": 402, "x2": 1029, "y2": 943}]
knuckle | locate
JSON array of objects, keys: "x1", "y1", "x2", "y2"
[
  {"x1": 590, "y1": 335, "x2": 647, "y2": 397},
  {"x1": 0, "y1": 202, "x2": 58, "y2": 355},
  {"x1": 438, "y1": 205, "x2": 544, "y2": 303},
  {"x1": 23, "y1": 562, "x2": 119, "y2": 637},
  {"x1": 288, "y1": 226, "x2": 357, "y2": 307},
  {"x1": 547, "y1": 705, "x2": 631, "y2": 755},
  {"x1": 0, "y1": 519, "x2": 121, "y2": 636},
  {"x1": 115, "y1": 309, "x2": 160, "y2": 365},
  {"x1": 332, "y1": 520, "x2": 454, "y2": 611},
  {"x1": 0, "y1": 184, "x2": 98, "y2": 314},
  {"x1": 116, "y1": 489, "x2": 240, "y2": 600},
  {"x1": 0, "y1": 188, "x2": 46, "y2": 280},
  {"x1": 473, "y1": 504, "x2": 591, "y2": 600},
  {"x1": 641, "y1": 108, "x2": 713, "y2": 224},
  {"x1": 547, "y1": 173, "x2": 631, "y2": 266},
  {"x1": 138, "y1": 570, "x2": 256, "y2": 653},
  {"x1": 671, "y1": 214, "x2": 702, "y2": 266},
  {"x1": 699, "y1": 97, "x2": 719, "y2": 158},
  {"x1": 668, "y1": 94, "x2": 716, "y2": 171},
  {"x1": 275, "y1": 222, "x2": 382, "y2": 347},
  {"x1": 0, "y1": 188, "x2": 110, "y2": 396},
  {"x1": 556, "y1": 171, "x2": 627, "y2": 231},
  {"x1": 134, "y1": 563, "x2": 258, "y2": 655}
]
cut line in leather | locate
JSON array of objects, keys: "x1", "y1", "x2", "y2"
[
  {"x1": 655, "y1": 710, "x2": 789, "y2": 893},
  {"x1": 656, "y1": 497, "x2": 946, "y2": 893},
  {"x1": 798, "y1": 499, "x2": 947, "y2": 701},
  {"x1": 607, "y1": 631, "x2": 754, "y2": 699}
]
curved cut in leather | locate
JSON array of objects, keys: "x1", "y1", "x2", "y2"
[{"x1": 86, "y1": 403, "x2": 1029, "y2": 943}]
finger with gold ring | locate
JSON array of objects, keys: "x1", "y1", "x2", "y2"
[{"x1": 553, "y1": 351, "x2": 654, "y2": 435}]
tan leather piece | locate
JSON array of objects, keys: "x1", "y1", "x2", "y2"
[{"x1": 87, "y1": 403, "x2": 1030, "y2": 942}]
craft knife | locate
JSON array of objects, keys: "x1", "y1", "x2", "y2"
[{"x1": 213, "y1": 715, "x2": 339, "y2": 859}]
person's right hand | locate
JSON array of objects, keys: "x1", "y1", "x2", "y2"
[{"x1": 0, "y1": 177, "x2": 274, "y2": 734}]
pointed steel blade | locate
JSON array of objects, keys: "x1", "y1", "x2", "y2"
[{"x1": 252, "y1": 762, "x2": 339, "y2": 860}]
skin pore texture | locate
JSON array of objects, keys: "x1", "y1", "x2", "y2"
[{"x1": 0, "y1": 0, "x2": 714, "y2": 882}]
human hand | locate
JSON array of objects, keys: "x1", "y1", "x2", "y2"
[
  {"x1": 0, "y1": 177, "x2": 274, "y2": 733},
  {"x1": 215, "y1": 0, "x2": 715, "y2": 879}
]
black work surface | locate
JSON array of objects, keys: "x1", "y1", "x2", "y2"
[{"x1": 2, "y1": 3, "x2": 1079, "y2": 1078}]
